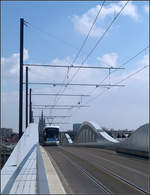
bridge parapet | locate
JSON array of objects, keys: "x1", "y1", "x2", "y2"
[
  {"x1": 1, "y1": 123, "x2": 49, "y2": 194},
  {"x1": 116, "y1": 123, "x2": 149, "y2": 157}
]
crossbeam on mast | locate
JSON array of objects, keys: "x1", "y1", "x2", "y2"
[
  {"x1": 24, "y1": 82, "x2": 125, "y2": 87},
  {"x1": 34, "y1": 116, "x2": 71, "y2": 118},
  {"x1": 45, "y1": 122, "x2": 71, "y2": 125},
  {"x1": 31, "y1": 93, "x2": 90, "y2": 97},
  {"x1": 32, "y1": 107, "x2": 73, "y2": 110},
  {"x1": 32, "y1": 105, "x2": 90, "y2": 108},
  {"x1": 24, "y1": 64, "x2": 125, "y2": 70}
]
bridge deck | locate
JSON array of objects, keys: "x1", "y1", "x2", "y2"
[{"x1": 45, "y1": 146, "x2": 149, "y2": 194}]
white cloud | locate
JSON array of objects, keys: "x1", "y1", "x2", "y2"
[
  {"x1": 133, "y1": 53, "x2": 149, "y2": 82},
  {"x1": 2, "y1": 49, "x2": 29, "y2": 78},
  {"x1": 72, "y1": 14, "x2": 104, "y2": 37},
  {"x1": 139, "y1": 53, "x2": 149, "y2": 66},
  {"x1": 1, "y1": 50, "x2": 69, "y2": 84},
  {"x1": 97, "y1": 52, "x2": 118, "y2": 67},
  {"x1": 2, "y1": 50, "x2": 103, "y2": 85},
  {"x1": 72, "y1": 1, "x2": 140, "y2": 37},
  {"x1": 144, "y1": 4, "x2": 149, "y2": 14},
  {"x1": 119, "y1": 1, "x2": 139, "y2": 20},
  {"x1": 109, "y1": 53, "x2": 149, "y2": 84},
  {"x1": 2, "y1": 91, "x2": 19, "y2": 131},
  {"x1": 2, "y1": 51, "x2": 148, "y2": 131},
  {"x1": 2, "y1": 50, "x2": 148, "y2": 87}
]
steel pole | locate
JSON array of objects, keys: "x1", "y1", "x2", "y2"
[
  {"x1": 19, "y1": 18, "x2": 24, "y2": 139},
  {"x1": 29, "y1": 88, "x2": 32, "y2": 123},
  {"x1": 25, "y1": 67, "x2": 28, "y2": 128}
]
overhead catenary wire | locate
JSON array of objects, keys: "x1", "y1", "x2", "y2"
[
  {"x1": 70, "y1": 0, "x2": 106, "y2": 66},
  {"x1": 53, "y1": 1, "x2": 105, "y2": 98},
  {"x1": 68, "y1": 63, "x2": 149, "y2": 120},
  {"x1": 26, "y1": 4, "x2": 105, "y2": 115},
  {"x1": 50, "y1": 0, "x2": 106, "y2": 120},
  {"x1": 52, "y1": 0, "x2": 129, "y2": 109},
  {"x1": 26, "y1": 22, "x2": 80, "y2": 52},
  {"x1": 27, "y1": 1, "x2": 145, "y2": 128},
  {"x1": 25, "y1": 21, "x2": 82, "y2": 110},
  {"x1": 100, "y1": 45, "x2": 149, "y2": 84},
  {"x1": 51, "y1": 0, "x2": 128, "y2": 115},
  {"x1": 86, "y1": 65, "x2": 149, "y2": 103},
  {"x1": 25, "y1": 1, "x2": 146, "y2": 128},
  {"x1": 62, "y1": 62, "x2": 148, "y2": 126},
  {"x1": 26, "y1": 21, "x2": 77, "y2": 98},
  {"x1": 25, "y1": 20, "x2": 79, "y2": 105},
  {"x1": 115, "y1": 65, "x2": 149, "y2": 85},
  {"x1": 87, "y1": 44, "x2": 149, "y2": 95},
  {"x1": 68, "y1": 1, "x2": 129, "y2": 84},
  {"x1": 60, "y1": 0, "x2": 106, "y2": 85}
]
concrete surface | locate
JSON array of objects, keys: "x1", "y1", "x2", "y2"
[
  {"x1": 40, "y1": 146, "x2": 66, "y2": 194},
  {"x1": 45, "y1": 146, "x2": 148, "y2": 194},
  {"x1": 1, "y1": 123, "x2": 38, "y2": 194}
]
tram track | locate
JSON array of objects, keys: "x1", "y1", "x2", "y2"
[
  {"x1": 46, "y1": 146, "x2": 111, "y2": 194},
  {"x1": 56, "y1": 150, "x2": 113, "y2": 194},
  {"x1": 47, "y1": 147, "x2": 149, "y2": 195},
  {"x1": 61, "y1": 146, "x2": 149, "y2": 189},
  {"x1": 59, "y1": 146, "x2": 149, "y2": 194}
]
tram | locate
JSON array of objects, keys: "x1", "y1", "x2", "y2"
[{"x1": 43, "y1": 125, "x2": 60, "y2": 146}]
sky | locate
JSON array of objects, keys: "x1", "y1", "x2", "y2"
[{"x1": 1, "y1": 1, "x2": 149, "y2": 132}]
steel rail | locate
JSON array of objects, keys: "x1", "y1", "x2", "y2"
[{"x1": 57, "y1": 150, "x2": 112, "y2": 194}]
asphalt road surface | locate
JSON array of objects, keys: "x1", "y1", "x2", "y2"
[{"x1": 45, "y1": 146, "x2": 149, "y2": 194}]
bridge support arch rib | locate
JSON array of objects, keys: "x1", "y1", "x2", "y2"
[{"x1": 74, "y1": 121, "x2": 119, "y2": 146}]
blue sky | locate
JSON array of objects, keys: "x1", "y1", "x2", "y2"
[{"x1": 2, "y1": 1, "x2": 149, "y2": 132}]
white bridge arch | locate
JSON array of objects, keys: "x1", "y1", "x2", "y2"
[{"x1": 74, "y1": 121, "x2": 119, "y2": 145}]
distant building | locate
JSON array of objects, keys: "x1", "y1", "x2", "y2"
[
  {"x1": 38, "y1": 111, "x2": 45, "y2": 134},
  {"x1": 38, "y1": 111, "x2": 45, "y2": 144},
  {"x1": 104, "y1": 129, "x2": 133, "y2": 139},
  {"x1": 9, "y1": 133, "x2": 19, "y2": 143},
  {"x1": 0, "y1": 128, "x2": 19, "y2": 144},
  {"x1": 73, "y1": 123, "x2": 81, "y2": 132},
  {"x1": 0, "y1": 128, "x2": 13, "y2": 138}
]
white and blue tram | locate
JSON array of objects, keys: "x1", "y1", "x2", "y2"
[{"x1": 43, "y1": 125, "x2": 60, "y2": 146}]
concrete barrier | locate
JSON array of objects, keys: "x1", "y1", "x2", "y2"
[{"x1": 115, "y1": 123, "x2": 149, "y2": 158}]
